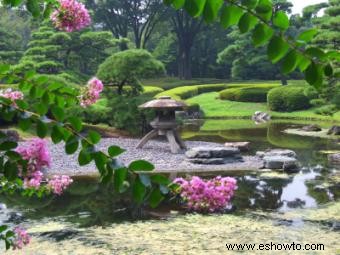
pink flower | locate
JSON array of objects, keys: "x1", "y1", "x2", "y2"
[
  {"x1": 13, "y1": 226, "x2": 30, "y2": 250},
  {"x1": 16, "y1": 138, "x2": 51, "y2": 174},
  {"x1": 23, "y1": 171, "x2": 43, "y2": 189},
  {"x1": 80, "y1": 77, "x2": 104, "y2": 107},
  {"x1": 173, "y1": 176, "x2": 237, "y2": 213},
  {"x1": 51, "y1": 0, "x2": 91, "y2": 32},
  {"x1": 0, "y1": 89, "x2": 24, "y2": 106},
  {"x1": 47, "y1": 175, "x2": 73, "y2": 195}
]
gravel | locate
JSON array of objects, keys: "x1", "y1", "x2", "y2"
[{"x1": 45, "y1": 137, "x2": 264, "y2": 176}]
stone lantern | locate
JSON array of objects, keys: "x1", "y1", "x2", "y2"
[{"x1": 136, "y1": 96, "x2": 187, "y2": 154}]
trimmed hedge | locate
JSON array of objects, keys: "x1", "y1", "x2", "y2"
[
  {"x1": 219, "y1": 85, "x2": 278, "y2": 102},
  {"x1": 142, "y1": 86, "x2": 164, "y2": 97},
  {"x1": 155, "y1": 83, "x2": 228, "y2": 100},
  {"x1": 267, "y1": 85, "x2": 312, "y2": 112}
]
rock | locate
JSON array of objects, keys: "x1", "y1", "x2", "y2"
[
  {"x1": 300, "y1": 124, "x2": 322, "y2": 132},
  {"x1": 327, "y1": 126, "x2": 340, "y2": 135},
  {"x1": 286, "y1": 198, "x2": 306, "y2": 208},
  {"x1": 252, "y1": 111, "x2": 271, "y2": 123},
  {"x1": 263, "y1": 156, "x2": 299, "y2": 171},
  {"x1": 0, "y1": 129, "x2": 20, "y2": 143},
  {"x1": 187, "y1": 158, "x2": 225, "y2": 165},
  {"x1": 328, "y1": 153, "x2": 340, "y2": 165},
  {"x1": 257, "y1": 149, "x2": 297, "y2": 159},
  {"x1": 224, "y1": 142, "x2": 250, "y2": 152},
  {"x1": 185, "y1": 146, "x2": 240, "y2": 159}
]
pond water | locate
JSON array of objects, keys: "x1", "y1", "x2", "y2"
[{"x1": 1, "y1": 120, "x2": 340, "y2": 254}]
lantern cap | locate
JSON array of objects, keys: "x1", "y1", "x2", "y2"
[{"x1": 139, "y1": 96, "x2": 187, "y2": 110}]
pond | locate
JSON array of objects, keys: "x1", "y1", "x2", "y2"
[{"x1": 1, "y1": 120, "x2": 340, "y2": 254}]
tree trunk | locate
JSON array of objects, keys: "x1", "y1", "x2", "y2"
[{"x1": 178, "y1": 38, "x2": 193, "y2": 80}]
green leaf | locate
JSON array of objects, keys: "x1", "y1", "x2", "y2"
[
  {"x1": 281, "y1": 50, "x2": 299, "y2": 74},
  {"x1": 297, "y1": 54, "x2": 311, "y2": 72},
  {"x1": 267, "y1": 36, "x2": 289, "y2": 63},
  {"x1": 36, "y1": 120, "x2": 48, "y2": 138},
  {"x1": 133, "y1": 176, "x2": 146, "y2": 204},
  {"x1": 305, "y1": 47, "x2": 326, "y2": 61},
  {"x1": 67, "y1": 117, "x2": 83, "y2": 132},
  {"x1": 203, "y1": 0, "x2": 223, "y2": 23},
  {"x1": 255, "y1": 0, "x2": 272, "y2": 20},
  {"x1": 184, "y1": 0, "x2": 206, "y2": 17},
  {"x1": 149, "y1": 189, "x2": 164, "y2": 208},
  {"x1": 108, "y1": 146, "x2": 125, "y2": 157},
  {"x1": 172, "y1": 0, "x2": 185, "y2": 9},
  {"x1": 88, "y1": 130, "x2": 101, "y2": 144},
  {"x1": 78, "y1": 149, "x2": 92, "y2": 166},
  {"x1": 26, "y1": 0, "x2": 40, "y2": 17},
  {"x1": 297, "y1": 29, "x2": 318, "y2": 43},
  {"x1": 324, "y1": 64, "x2": 333, "y2": 77},
  {"x1": 51, "y1": 125, "x2": 64, "y2": 144},
  {"x1": 0, "y1": 141, "x2": 17, "y2": 151},
  {"x1": 51, "y1": 106, "x2": 65, "y2": 121},
  {"x1": 0, "y1": 64, "x2": 10, "y2": 74},
  {"x1": 150, "y1": 174, "x2": 170, "y2": 185},
  {"x1": 238, "y1": 13, "x2": 258, "y2": 33},
  {"x1": 65, "y1": 135, "x2": 79, "y2": 154},
  {"x1": 273, "y1": 11, "x2": 289, "y2": 30},
  {"x1": 326, "y1": 50, "x2": 340, "y2": 61},
  {"x1": 252, "y1": 23, "x2": 274, "y2": 47},
  {"x1": 34, "y1": 103, "x2": 48, "y2": 116},
  {"x1": 129, "y1": 160, "x2": 154, "y2": 172},
  {"x1": 0, "y1": 225, "x2": 8, "y2": 233},
  {"x1": 4, "y1": 161, "x2": 17, "y2": 181},
  {"x1": 241, "y1": 0, "x2": 258, "y2": 9},
  {"x1": 93, "y1": 151, "x2": 108, "y2": 175},
  {"x1": 18, "y1": 119, "x2": 31, "y2": 131},
  {"x1": 220, "y1": 5, "x2": 244, "y2": 29},
  {"x1": 114, "y1": 168, "x2": 128, "y2": 192},
  {"x1": 305, "y1": 62, "x2": 324, "y2": 89}
]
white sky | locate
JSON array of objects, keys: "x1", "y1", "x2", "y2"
[{"x1": 290, "y1": 0, "x2": 327, "y2": 14}]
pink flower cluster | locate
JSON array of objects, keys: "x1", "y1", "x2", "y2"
[
  {"x1": 80, "y1": 77, "x2": 104, "y2": 107},
  {"x1": 13, "y1": 226, "x2": 30, "y2": 250},
  {"x1": 0, "y1": 89, "x2": 24, "y2": 106},
  {"x1": 51, "y1": 0, "x2": 91, "y2": 32},
  {"x1": 174, "y1": 176, "x2": 238, "y2": 213},
  {"x1": 47, "y1": 175, "x2": 73, "y2": 195},
  {"x1": 16, "y1": 138, "x2": 73, "y2": 194}
]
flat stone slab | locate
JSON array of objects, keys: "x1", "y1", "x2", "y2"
[
  {"x1": 328, "y1": 153, "x2": 340, "y2": 167},
  {"x1": 224, "y1": 142, "x2": 250, "y2": 152},
  {"x1": 257, "y1": 149, "x2": 297, "y2": 159},
  {"x1": 185, "y1": 146, "x2": 240, "y2": 159}
]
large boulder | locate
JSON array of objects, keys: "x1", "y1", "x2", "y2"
[
  {"x1": 328, "y1": 153, "x2": 340, "y2": 166},
  {"x1": 252, "y1": 111, "x2": 271, "y2": 123},
  {"x1": 263, "y1": 156, "x2": 299, "y2": 173},
  {"x1": 224, "y1": 142, "x2": 250, "y2": 152},
  {"x1": 185, "y1": 146, "x2": 240, "y2": 159},
  {"x1": 327, "y1": 126, "x2": 340, "y2": 135}
]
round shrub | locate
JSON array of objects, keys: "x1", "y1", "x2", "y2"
[
  {"x1": 267, "y1": 86, "x2": 311, "y2": 112},
  {"x1": 219, "y1": 86, "x2": 275, "y2": 102}
]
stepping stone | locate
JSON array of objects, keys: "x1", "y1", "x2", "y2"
[
  {"x1": 224, "y1": 142, "x2": 250, "y2": 152},
  {"x1": 257, "y1": 149, "x2": 297, "y2": 159},
  {"x1": 185, "y1": 146, "x2": 240, "y2": 159},
  {"x1": 263, "y1": 156, "x2": 299, "y2": 172}
]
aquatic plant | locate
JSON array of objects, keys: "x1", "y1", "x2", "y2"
[
  {"x1": 51, "y1": 0, "x2": 91, "y2": 32},
  {"x1": 174, "y1": 176, "x2": 237, "y2": 213}
]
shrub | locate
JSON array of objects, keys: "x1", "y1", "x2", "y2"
[
  {"x1": 310, "y1": 98, "x2": 327, "y2": 107},
  {"x1": 219, "y1": 85, "x2": 277, "y2": 102},
  {"x1": 314, "y1": 104, "x2": 338, "y2": 116},
  {"x1": 97, "y1": 49, "x2": 165, "y2": 95},
  {"x1": 267, "y1": 86, "x2": 312, "y2": 112}
]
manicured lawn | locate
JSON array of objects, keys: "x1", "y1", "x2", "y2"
[{"x1": 187, "y1": 92, "x2": 340, "y2": 122}]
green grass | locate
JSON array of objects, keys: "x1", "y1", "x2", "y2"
[{"x1": 187, "y1": 92, "x2": 340, "y2": 122}]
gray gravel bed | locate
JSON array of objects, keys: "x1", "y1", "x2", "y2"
[{"x1": 45, "y1": 137, "x2": 263, "y2": 176}]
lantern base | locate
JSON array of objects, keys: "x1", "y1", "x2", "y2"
[{"x1": 136, "y1": 129, "x2": 186, "y2": 154}]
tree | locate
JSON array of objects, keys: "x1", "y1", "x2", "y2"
[
  {"x1": 96, "y1": 49, "x2": 165, "y2": 95},
  {"x1": 170, "y1": 10, "x2": 203, "y2": 79},
  {"x1": 86, "y1": 0, "x2": 165, "y2": 49},
  {"x1": 16, "y1": 25, "x2": 118, "y2": 78}
]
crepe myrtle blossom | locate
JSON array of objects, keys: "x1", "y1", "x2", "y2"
[
  {"x1": 173, "y1": 176, "x2": 238, "y2": 213},
  {"x1": 47, "y1": 175, "x2": 73, "y2": 195},
  {"x1": 13, "y1": 226, "x2": 30, "y2": 250},
  {"x1": 79, "y1": 77, "x2": 104, "y2": 107},
  {"x1": 51, "y1": 0, "x2": 91, "y2": 32},
  {"x1": 0, "y1": 89, "x2": 24, "y2": 106}
]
